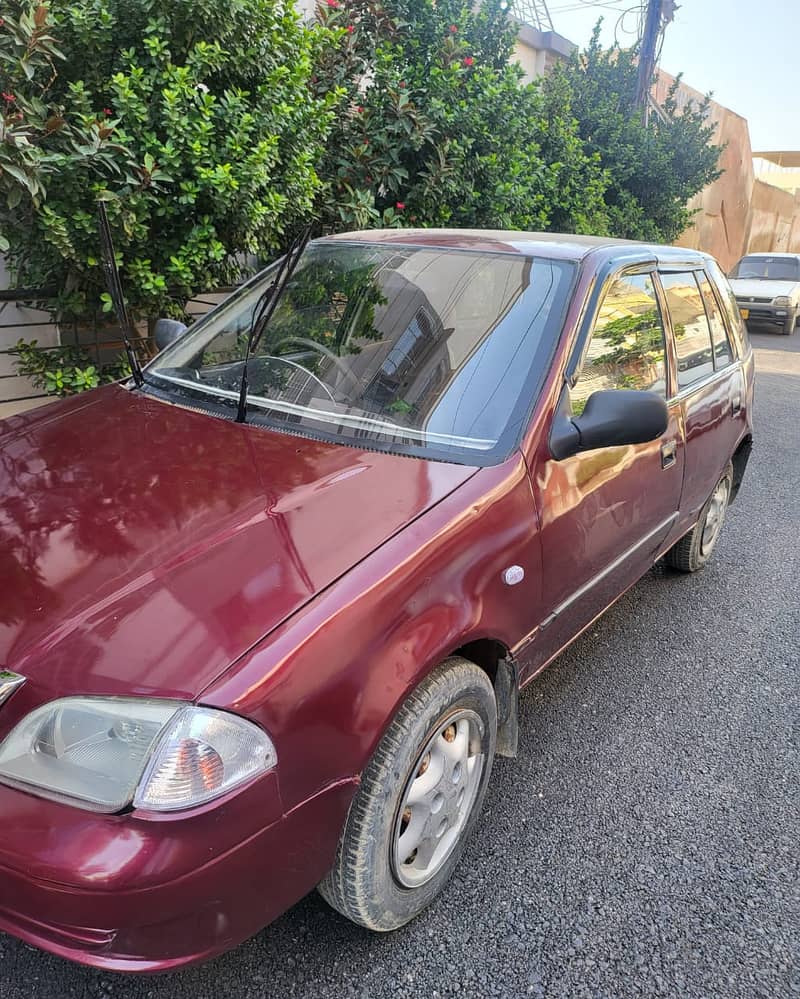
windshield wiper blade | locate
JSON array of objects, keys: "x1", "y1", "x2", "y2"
[
  {"x1": 97, "y1": 201, "x2": 145, "y2": 388},
  {"x1": 235, "y1": 226, "x2": 312, "y2": 423}
]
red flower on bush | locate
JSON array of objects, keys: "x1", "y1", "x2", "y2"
[
  {"x1": 396, "y1": 202, "x2": 405, "y2": 210},
  {"x1": 326, "y1": 0, "x2": 339, "y2": 7},
  {"x1": 346, "y1": 24, "x2": 354, "y2": 32},
  {"x1": 449, "y1": 24, "x2": 458, "y2": 33},
  {"x1": 357, "y1": 105, "x2": 365, "y2": 113},
  {"x1": 463, "y1": 56, "x2": 474, "y2": 67},
  {"x1": 399, "y1": 81, "x2": 406, "y2": 88},
  {"x1": 103, "y1": 108, "x2": 113, "y2": 116},
  {"x1": 2, "y1": 92, "x2": 15, "y2": 103}
]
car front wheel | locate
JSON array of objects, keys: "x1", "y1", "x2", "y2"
[
  {"x1": 319, "y1": 657, "x2": 497, "y2": 931},
  {"x1": 665, "y1": 463, "x2": 733, "y2": 572}
]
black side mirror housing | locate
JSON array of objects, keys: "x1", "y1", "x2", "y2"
[
  {"x1": 550, "y1": 389, "x2": 668, "y2": 460},
  {"x1": 153, "y1": 318, "x2": 188, "y2": 352}
]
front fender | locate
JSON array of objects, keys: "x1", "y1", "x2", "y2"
[{"x1": 201, "y1": 452, "x2": 543, "y2": 812}]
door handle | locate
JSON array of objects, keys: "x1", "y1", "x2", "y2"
[{"x1": 661, "y1": 440, "x2": 677, "y2": 469}]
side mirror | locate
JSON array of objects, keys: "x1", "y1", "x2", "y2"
[
  {"x1": 153, "y1": 318, "x2": 187, "y2": 352},
  {"x1": 550, "y1": 389, "x2": 668, "y2": 460}
]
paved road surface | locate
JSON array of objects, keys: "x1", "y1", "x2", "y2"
[{"x1": 2, "y1": 332, "x2": 799, "y2": 999}]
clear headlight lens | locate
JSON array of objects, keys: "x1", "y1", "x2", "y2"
[
  {"x1": 773, "y1": 295, "x2": 791, "y2": 307},
  {"x1": 0, "y1": 698, "x2": 276, "y2": 813}
]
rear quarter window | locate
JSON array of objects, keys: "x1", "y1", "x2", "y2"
[{"x1": 705, "y1": 259, "x2": 750, "y2": 357}]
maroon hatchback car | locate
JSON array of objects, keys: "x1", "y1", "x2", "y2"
[{"x1": 0, "y1": 230, "x2": 753, "y2": 971}]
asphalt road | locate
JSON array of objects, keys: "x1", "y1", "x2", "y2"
[{"x1": 3, "y1": 331, "x2": 799, "y2": 999}]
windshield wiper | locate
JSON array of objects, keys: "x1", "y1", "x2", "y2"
[
  {"x1": 235, "y1": 226, "x2": 312, "y2": 423},
  {"x1": 97, "y1": 201, "x2": 145, "y2": 387}
]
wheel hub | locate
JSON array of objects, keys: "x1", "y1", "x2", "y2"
[
  {"x1": 391, "y1": 710, "x2": 485, "y2": 889},
  {"x1": 700, "y1": 477, "x2": 730, "y2": 556}
]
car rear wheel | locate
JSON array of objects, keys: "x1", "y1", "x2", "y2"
[
  {"x1": 665, "y1": 463, "x2": 733, "y2": 573},
  {"x1": 318, "y1": 657, "x2": 496, "y2": 931}
]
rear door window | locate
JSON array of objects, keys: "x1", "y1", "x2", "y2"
[
  {"x1": 697, "y1": 273, "x2": 734, "y2": 368},
  {"x1": 570, "y1": 272, "x2": 667, "y2": 416},
  {"x1": 705, "y1": 258, "x2": 748, "y2": 356},
  {"x1": 660, "y1": 272, "x2": 714, "y2": 390}
]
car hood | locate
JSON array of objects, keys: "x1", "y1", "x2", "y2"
[
  {"x1": 0, "y1": 386, "x2": 476, "y2": 703},
  {"x1": 729, "y1": 278, "x2": 799, "y2": 299}
]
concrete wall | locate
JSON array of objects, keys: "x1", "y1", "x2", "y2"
[
  {"x1": 654, "y1": 71, "x2": 800, "y2": 271},
  {"x1": 748, "y1": 179, "x2": 800, "y2": 253},
  {"x1": 654, "y1": 72, "x2": 755, "y2": 272},
  {"x1": 513, "y1": 22, "x2": 575, "y2": 82}
]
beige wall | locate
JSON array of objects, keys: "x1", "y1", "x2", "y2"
[
  {"x1": 748, "y1": 179, "x2": 800, "y2": 253},
  {"x1": 654, "y1": 72, "x2": 755, "y2": 271},
  {"x1": 513, "y1": 23, "x2": 575, "y2": 82},
  {"x1": 753, "y1": 167, "x2": 800, "y2": 194},
  {"x1": 654, "y1": 71, "x2": 800, "y2": 271}
]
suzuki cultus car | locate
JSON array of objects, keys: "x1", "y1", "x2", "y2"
[
  {"x1": 0, "y1": 230, "x2": 753, "y2": 971},
  {"x1": 729, "y1": 251, "x2": 800, "y2": 334}
]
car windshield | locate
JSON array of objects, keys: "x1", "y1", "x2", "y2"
[
  {"x1": 146, "y1": 241, "x2": 576, "y2": 463},
  {"x1": 731, "y1": 256, "x2": 800, "y2": 281}
]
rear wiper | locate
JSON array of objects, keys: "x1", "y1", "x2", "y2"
[{"x1": 235, "y1": 226, "x2": 312, "y2": 423}]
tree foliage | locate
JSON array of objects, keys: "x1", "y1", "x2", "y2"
[
  {"x1": 0, "y1": 0, "x2": 337, "y2": 318},
  {"x1": 311, "y1": 0, "x2": 610, "y2": 234},
  {"x1": 0, "y1": 3, "x2": 127, "y2": 252},
  {"x1": 0, "y1": 1, "x2": 725, "y2": 342},
  {"x1": 548, "y1": 24, "x2": 722, "y2": 242}
]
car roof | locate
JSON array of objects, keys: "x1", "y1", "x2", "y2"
[{"x1": 323, "y1": 228, "x2": 714, "y2": 264}]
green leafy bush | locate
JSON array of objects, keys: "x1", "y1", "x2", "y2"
[
  {"x1": 10, "y1": 337, "x2": 130, "y2": 396},
  {"x1": 1, "y1": 0, "x2": 337, "y2": 318},
  {"x1": 311, "y1": 0, "x2": 611, "y2": 234},
  {"x1": 548, "y1": 25, "x2": 722, "y2": 242},
  {"x1": 0, "y1": 3, "x2": 127, "y2": 252}
]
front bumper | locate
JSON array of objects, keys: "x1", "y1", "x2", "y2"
[
  {"x1": 736, "y1": 301, "x2": 793, "y2": 325},
  {"x1": 0, "y1": 776, "x2": 356, "y2": 972}
]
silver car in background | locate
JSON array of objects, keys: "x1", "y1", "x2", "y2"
[{"x1": 729, "y1": 252, "x2": 800, "y2": 335}]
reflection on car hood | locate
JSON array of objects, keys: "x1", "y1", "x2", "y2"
[
  {"x1": 729, "y1": 278, "x2": 799, "y2": 299},
  {"x1": 0, "y1": 386, "x2": 476, "y2": 703}
]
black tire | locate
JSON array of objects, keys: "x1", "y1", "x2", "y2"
[
  {"x1": 665, "y1": 463, "x2": 733, "y2": 573},
  {"x1": 318, "y1": 657, "x2": 497, "y2": 931}
]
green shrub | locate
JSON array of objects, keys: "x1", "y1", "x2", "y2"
[
  {"x1": 10, "y1": 337, "x2": 130, "y2": 396},
  {"x1": 548, "y1": 25, "x2": 722, "y2": 242},
  {"x1": 311, "y1": 0, "x2": 611, "y2": 234},
  {"x1": 1, "y1": 0, "x2": 338, "y2": 319}
]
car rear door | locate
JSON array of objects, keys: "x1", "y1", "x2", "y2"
[
  {"x1": 521, "y1": 263, "x2": 684, "y2": 678},
  {"x1": 656, "y1": 266, "x2": 746, "y2": 522}
]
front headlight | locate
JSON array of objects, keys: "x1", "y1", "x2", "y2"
[
  {"x1": 0, "y1": 698, "x2": 276, "y2": 813},
  {"x1": 773, "y1": 296, "x2": 791, "y2": 307}
]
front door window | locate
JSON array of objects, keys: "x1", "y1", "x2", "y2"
[{"x1": 570, "y1": 272, "x2": 668, "y2": 416}]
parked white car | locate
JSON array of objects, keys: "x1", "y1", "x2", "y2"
[{"x1": 729, "y1": 253, "x2": 800, "y2": 335}]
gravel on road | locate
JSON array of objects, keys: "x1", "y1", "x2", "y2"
[{"x1": 2, "y1": 332, "x2": 798, "y2": 999}]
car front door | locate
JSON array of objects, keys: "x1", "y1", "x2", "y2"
[{"x1": 521, "y1": 266, "x2": 684, "y2": 678}]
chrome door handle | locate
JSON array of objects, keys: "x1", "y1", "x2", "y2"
[{"x1": 661, "y1": 440, "x2": 677, "y2": 469}]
